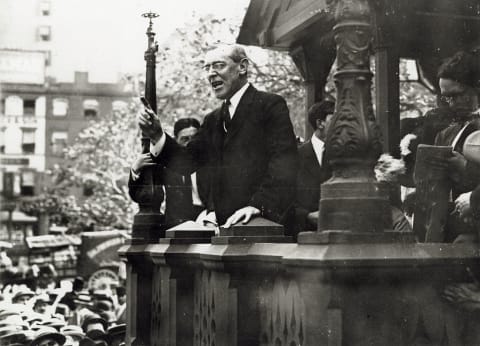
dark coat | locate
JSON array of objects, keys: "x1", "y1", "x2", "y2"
[
  {"x1": 155, "y1": 85, "x2": 298, "y2": 225},
  {"x1": 433, "y1": 118, "x2": 480, "y2": 241},
  {"x1": 293, "y1": 140, "x2": 331, "y2": 234},
  {"x1": 128, "y1": 165, "x2": 209, "y2": 228}
]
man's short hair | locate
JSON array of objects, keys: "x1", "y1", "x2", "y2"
[
  {"x1": 228, "y1": 45, "x2": 248, "y2": 63},
  {"x1": 174, "y1": 118, "x2": 201, "y2": 137},
  {"x1": 308, "y1": 100, "x2": 335, "y2": 129},
  {"x1": 437, "y1": 51, "x2": 480, "y2": 88}
]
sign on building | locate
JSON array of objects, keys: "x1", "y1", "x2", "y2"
[{"x1": 0, "y1": 50, "x2": 46, "y2": 84}]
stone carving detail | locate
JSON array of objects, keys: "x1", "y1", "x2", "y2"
[
  {"x1": 259, "y1": 279, "x2": 306, "y2": 346},
  {"x1": 334, "y1": 24, "x2": 371, "y2": 70},
  {"x1": 150, "y1": 266, "x2": 162, "y2": 346},
  {"x1": 326, "y1": 1, "x2": 382, "y2": 164},
  {"x1": 194, "y1": 270, "x2": 216, "y2": 346}
]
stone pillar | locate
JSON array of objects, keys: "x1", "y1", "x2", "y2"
[{"x1": 298, "y1": 0, "x2": 404, "y2": 244}]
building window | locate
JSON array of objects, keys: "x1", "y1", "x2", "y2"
[
  {"x1": 5, "y1": 96, "x2": 23, "y2": 116},
  {"x1": 21, "y1": 171, "x2": 35, "y2": 196},
  {"x1": 22, "y1": 129, "x2": 36, "y2": 154},
  {"x1": 51, "y1": 131, "x2": 68, "y2": 155},
  {"x1": 38, "y1": 26, "x2": 51, "y2": 41},
  {"x1": 23, "y1": 99, "x2": 35, "y2": 116},
  {"x1": 40, "y1": 1, "x2": 51, "y2": 16},
  {"x1": 83, "y1": 99, "x2": 99, "y2": 117},
  {"x1": 52, "y1": 98, "x2": 68, "y2": 116}
]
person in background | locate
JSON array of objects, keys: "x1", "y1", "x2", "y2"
[
  {"x1": 114, "y1": 286, "x2": 126, "y2": 324},
  {"x1": 60, "y1": 277, "x2": 85, "y2": 312},
  {"x1": 293, "y1": 101, "x2": 334, "y2": 236},
  {"x1": 11, "y1": 286, "x2": 35, "y2": 305},
  {"x1": 431, "y1": 50, "x2": 480, "y2": 242}
]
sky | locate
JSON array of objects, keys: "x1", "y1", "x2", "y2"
[{"x1": 51, "y1": 0, "x2": 250, "y2": 82}]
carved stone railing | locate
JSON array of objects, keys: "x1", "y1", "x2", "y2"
[{"x1": 120, "y1": 242, "x2": 480, "y2": 346}]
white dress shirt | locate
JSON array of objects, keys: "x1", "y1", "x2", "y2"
[{"x1": 311, "y1": 134, "x2": 325, "y2": 166}]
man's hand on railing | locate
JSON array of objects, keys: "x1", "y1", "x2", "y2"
[{"x1": 222, "y1": 206, "x2": 260, "y2": 228}]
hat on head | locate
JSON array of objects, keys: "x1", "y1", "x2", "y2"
[
  {"x1": 12, "y1": 287, "x2": 35, "y2": 303},
  {"x1": 81, "y1": 315, "x2": 108, "y2": 333},
  {"x1": 79, "y1": 336, "x2": 109, "y2": 346},
  {"x1": 92, "y1": 290, "x2": 113, "y2": 304},
  {"x1": 61, "y1": 325, "x2": 85, "y2": 340},
  {"x1": 0, "y1": 314, "x2": 28, "y2": 328},
  {"x1": 86, "y1": 329, "x2": 111, "y2": 345},
  {"x1": 0, "y1": 304, "x2": 26, "y2": 320},
  {"x1": 0, "y1": 328, "x2": 29, "y2": 345},
  {"x1": 30, "y1": 327, "x2": 66, "y2": 346},
  {"x1": 107, "y1": 323, "x2": 126, "y2": 345},
  {"x1": 41, "y1": 317, "x2": 66, "y2": 330},
  {"x1": 22, "y1": 311, "x2": 46, "y2": 325},
  {"x1": 0, "y1": 325, "x2": 23, "y2": 337}
]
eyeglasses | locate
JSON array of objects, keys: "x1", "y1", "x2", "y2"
[
  {"x1": 440, "y1": 93, "x2": 473, "y2": 106},
  {"x1": 202, "y1": 61, "x2": 227, "y2": 73}
]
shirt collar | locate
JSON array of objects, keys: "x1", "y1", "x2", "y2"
[
  {"x1": 311, "y1": 134, "x2": 325, "y2": 165},
  {"x1": 227, "y1": 82, "x2": 250, "y2": 117}
]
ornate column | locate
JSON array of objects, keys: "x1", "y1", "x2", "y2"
[
  {"x1": 299, "y1": 0, "x2": 405, "y2": 243},
  {"x1": 130, "y1": 12, "x2": 165, "y2": 244}
]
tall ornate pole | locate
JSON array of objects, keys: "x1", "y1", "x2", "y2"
[
  {"x1": 130, "y1": 12, "x2": 164, "y2": 244},
  {"x1": 299, "y1": 0, "x2": 403, "y2": 243},
  {"x1": 123, "y1": 13, "x2": 163, "y2": 346}
]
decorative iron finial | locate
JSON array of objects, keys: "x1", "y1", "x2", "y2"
[{"x1": 142, "y1": 11, "x2": 159, "y2": 31}]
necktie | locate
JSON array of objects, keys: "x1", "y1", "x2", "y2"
[{"x1": 221, "y1": 99, "x2": 231, "y2": 132}]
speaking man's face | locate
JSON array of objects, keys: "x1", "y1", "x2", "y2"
[{"x1": 203, "y1": 47, "x2": 246, "y2": 100}]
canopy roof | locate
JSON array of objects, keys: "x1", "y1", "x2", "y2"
[{"x1": 238, "y1": 0, "x2": 480, "y2": 60}]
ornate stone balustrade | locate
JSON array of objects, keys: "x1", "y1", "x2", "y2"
[{"x1": 120, "y1": 241, "x2": 480, "y2": 346}]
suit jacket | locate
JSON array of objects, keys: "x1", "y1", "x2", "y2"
[
  {"x1": 433, "y1": 118, "x2": 480, "y2": 241},
  {"x1": 155, "y1": 85, "x2": 298, "y2": 225},
  {"x1": 434, "y1": 118, "x2": 480, "y2": 195},
  {"x1": 293, "y1": 140, "x2": 331, "y2": 234},
  {"x1": 128, "y1": 166, "x2": 209, "y2": 228}
]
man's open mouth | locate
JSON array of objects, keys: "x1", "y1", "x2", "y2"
[{"x1": 211, "y1": 81, "x2": 224, "y2": 90}]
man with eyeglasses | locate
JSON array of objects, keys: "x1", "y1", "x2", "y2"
[
  {"x1": 138, "y1": 44, "x2": 298, "y2": 229},
  {"x1": 431, "y1": 50, "x2": 480, "y2": 242}
]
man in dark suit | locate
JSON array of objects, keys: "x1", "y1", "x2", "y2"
[
  {"x1": 138, "y1": 44, "x2": 298, "y2": 228},
  {"x1": 293, "y1": 101, "x2": 334, "y2": 235},
  {"x1": 129, "y1": 117, "x2": 209, "y2": 228},
  {"x1": 430, "y1": 51, "x2": 480, "y2": 242}
]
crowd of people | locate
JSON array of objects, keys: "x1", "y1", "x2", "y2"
[{"x1": 0, "y1": 276, "x2": 126, "y2": 346}]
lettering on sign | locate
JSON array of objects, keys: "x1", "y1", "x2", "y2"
[
  {"x1": 0, "y1": 158, "x2": 29, "y2": 165},
  {"x1": 86, "y1": 237, "x2": 124, "y2": 259}
]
